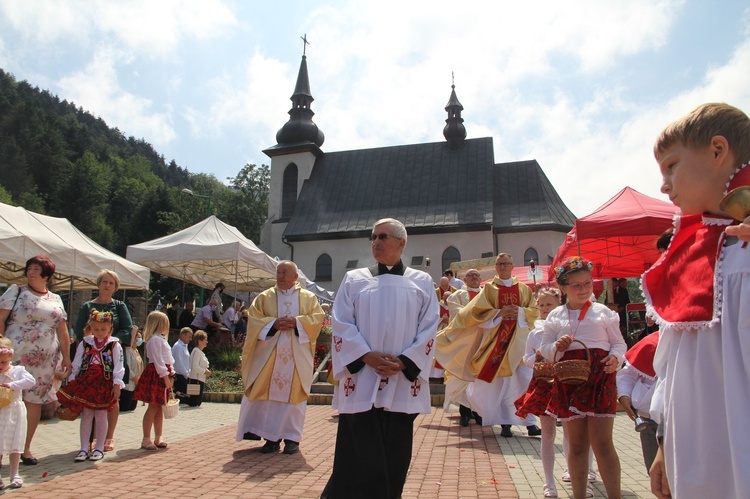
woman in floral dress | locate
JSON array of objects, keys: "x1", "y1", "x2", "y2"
[{"x1": 0, "y1": 255, "x2": 72, "y2": 466}]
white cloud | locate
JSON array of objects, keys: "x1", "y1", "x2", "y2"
[
  {"x1": 0, "y1": 0, "x2": 237, "y2": 57},
  {"x1": 57, "y1": 47, "x2": 177, "y2": 146}
]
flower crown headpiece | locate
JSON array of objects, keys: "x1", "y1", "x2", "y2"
[
  {"x1": 554, "y1": 256, "x2": 594, "y2": 279},
  {"x1": 0, "y1": 348, "x2": 13, "y2": 355},
  {"x1": 88, "y1": 310, "x2": 114, "y2": 323}
]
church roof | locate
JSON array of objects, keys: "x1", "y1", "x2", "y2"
[
  {"x1": 283, "y1": 137, "x2": 495, "y2": 240},
  {"x1": 492, "y1": 160, "x2": 577, "y2": 232}
]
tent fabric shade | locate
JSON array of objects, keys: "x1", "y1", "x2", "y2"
[
  {"x1": 549, "y1": 187, "x2": 677, "y2": 280},
  {"x1": 126, "y1": 216, "x2": 279, "y2": 293},
  {"x1": 0, "y1": 203, "x2": 150, "y2": 290},
  {"x1": 126, "y1": 216, "x2": 335, "y2": 301}
]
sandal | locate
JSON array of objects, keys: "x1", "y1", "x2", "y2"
[
  {"x1": 9, "y1": 476, "x2": 22, "y2": 489},
  {"x1": 74, "y1": 450, "x2": 89, "y2": 462},
  {"x1": 543, "y1": 484, "x2": 558, "y2": 498},
  {"x1": 140, "y1": 439, "x2": 158, "y2": 451},
  {"x1": 0, "y1": 477, "x2": 5, "y2": 490},
  {"x1": 89, "y1": 450, "x2": 104, "y2": 461},
  {"x1": 103, "y1": 439, "x2": 114, "y2": 452},
  {"x1": 587, "y1": 484, "x2": 595, "y2": 498},
  {"x1": 155, "y1": 438, "x2": 168, "y2": 448}
]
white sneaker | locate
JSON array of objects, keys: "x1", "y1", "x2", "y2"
[{"x1": 561, "y1": 469, "x2": 571, "y2": 482}]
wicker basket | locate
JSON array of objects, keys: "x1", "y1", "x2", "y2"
[
  {"x1": 0, "y1": 386, "x2": 13, "y2": 408},
  {"x1": 553, "y1": 339, "x2": 591, "y2": 385},
  {"x1": 163, "y1": 390, "x2": 179, "y2": 419},
  {"x1": 56, "y1": 406, "x2": 80, "y2": 421},
  {"x1": 532, "y1": 362, "x2": 555, "y2": 383}
]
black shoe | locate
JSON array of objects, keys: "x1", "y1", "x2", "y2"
[
  {"x1": 473, "y1": 413, "x2": 483, "y2": 426},
  {"x1": 460, "y1": 415, "x2": 470, "y2": 427},
  {"x1": 243, "y1": 432, "x2": 261, "y2": 441},
  {"x1": 500, "y1": 425, "x2": 513, "y2": 438},
  {"x1": 260, "y1": 440, "x2": 281, "y2": 454},
  {"x1": 527, "y1": 425, "x2": 542, "y2": 436},
  {"x1": 20, "y1": 456, "x2": 38, "y2": 466},
  {"x1": 283, "y1": 441, "x2": 299, "y2": 455}
]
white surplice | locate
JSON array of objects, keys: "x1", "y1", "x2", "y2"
[
  {"x1": 235, "y1": 288, "x2": 310, "y2": 442},
  {"x1": 647, "y1": 237, "x2": 750, "y2": 498},
  {"x1": 331, "y1": 267, "x2": 439, "y2": 415}
]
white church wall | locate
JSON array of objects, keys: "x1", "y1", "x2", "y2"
[
  {"x1": 290, "y1": 230, "x2": 495, "y2": 292},
  {"x1": 494, "y1": 230, "x2": 567, "y2": 266}
]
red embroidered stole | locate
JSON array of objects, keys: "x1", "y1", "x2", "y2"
[
  {"x1": 643, "y1": 214, "x2": 729, "y2": 323},
  {"x1": 476, "y1": 283, "x2": 520, "y2": 383}
]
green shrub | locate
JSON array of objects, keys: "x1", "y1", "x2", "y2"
[{"x1": 206, "y1": 344, "x2": 242, "y2": 371}]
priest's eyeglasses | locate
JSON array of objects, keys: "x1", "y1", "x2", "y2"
[
  {"x1": 565, "y1": 280, "x2": 594, "y2": 292},
  {"x1": 369, "y1": 233, "x2": 401, "y2": 242}
]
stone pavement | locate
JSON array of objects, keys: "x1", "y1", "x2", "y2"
[{"x1": 4, "y1": 402, "x2": 652, "y2": 498}]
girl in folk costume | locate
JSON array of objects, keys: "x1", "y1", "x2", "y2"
[
  {"x1": 133, "y1": 311, "x2": 173, "y2": 451},
  {"x1": 539, "y1": 257, "x2": 626, "y2": 499},
  {"x1": 57, "y1": 311, "x2": 125, "y2": 462},
  {"x1": 515, "y1": 288, "x2": 597, "y2": 498},
  {"x1": 0, "y1": 337, "x2": 35, "y2": 489}
]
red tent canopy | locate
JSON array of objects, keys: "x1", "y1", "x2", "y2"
[{"x1": 549, "y1": 187, "x2": 676, "y2": 280}]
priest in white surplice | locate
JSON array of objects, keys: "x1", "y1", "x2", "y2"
[
  {"x1": 235, "y1": 261, "x2": 324, "y2": 455},
  {"x1": 321, "y1": 218, "x2": 439, "y2": 499}
]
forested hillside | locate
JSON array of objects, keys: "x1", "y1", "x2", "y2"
[{"x1": 0, "y1": 68, "x2": 269, "y2": 258}]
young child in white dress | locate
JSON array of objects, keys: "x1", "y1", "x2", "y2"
[{"x1": 0, "y1": 337, "x2": 35, "y2": 489}]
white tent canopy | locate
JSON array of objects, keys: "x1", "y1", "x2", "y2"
[
  {"x1": 126, "y1": 216, "x2": 334, "y2": 300},
  {"x1": 0, "y1": 203, "x2": 150, "y2": 290}
]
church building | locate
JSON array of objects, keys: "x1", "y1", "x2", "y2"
[{"x1": 259, "y1": 54, "x2": 577, "y2": 290}]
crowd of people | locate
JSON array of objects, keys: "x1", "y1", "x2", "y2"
[{"x1": 0, "y1": 102, "x2": 748, "y2": 498}]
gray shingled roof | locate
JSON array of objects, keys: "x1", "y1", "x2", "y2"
[
  {"x1": 282, "y1": 139, "x2": 575, "y2": 241},
  {"x1": 493, "y1": 160, "x2": 577, "y2": 232},
  {"x1": 283, "y1": 138, "x2": 494, "y2": 240}
]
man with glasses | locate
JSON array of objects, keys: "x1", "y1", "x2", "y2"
[
  {"x1": 322, "y1": 218, "x2": 439, "y2": 499},
  {"x1": 441, "y1": 268, "x2": 484, "y2": 426},
  {"x1": 436, "y1": 253, "x2": 540, "y2": 437}
]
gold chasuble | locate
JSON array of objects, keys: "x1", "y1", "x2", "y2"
[
  {"x1": 435, "y1": 276, "x2": 538, "y2": 382},
  {"x1": 240, "y1": 284, "x2": 324, "y2": 404}
]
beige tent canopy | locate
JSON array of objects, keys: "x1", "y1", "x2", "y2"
[
  {"x1": 0, "y1": 203, "x2": 150, "y2": 290},
  {"x1": 127, "y1": 216, "x2": 335, "y2": 300}
]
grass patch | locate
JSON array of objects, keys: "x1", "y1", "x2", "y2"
[{"x1": 205, "y1": 369, "x2": 244, "y2": 393}]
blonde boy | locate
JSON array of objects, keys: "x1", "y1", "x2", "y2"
[{"x1": 644, "y1": 103, "x2": 750, "y2": 499}]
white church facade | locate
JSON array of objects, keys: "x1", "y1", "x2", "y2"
[{"x1": 259, "y1": 54, "x2": 576, "y2": 290}]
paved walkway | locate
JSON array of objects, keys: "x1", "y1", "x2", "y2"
[{"x1": 5, "y1": 403, "x2": 652, "y2": 498}]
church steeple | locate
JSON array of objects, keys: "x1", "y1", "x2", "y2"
[
  {"x1": 443, "y1": 74, "x2": 466, "y2": 149},
  {"x1": 275, "y1": 36, "x2": 325, "y2": 148}
]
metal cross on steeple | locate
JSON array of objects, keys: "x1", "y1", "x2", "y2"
[{"x1": 301, "y1": 33, "x2": 310, "y2": 56}]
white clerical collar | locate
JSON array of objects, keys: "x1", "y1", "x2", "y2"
[
  {"x1": 279, "y1": 287, "x2": 296, "y2": 296},
  {"x1": 498, "y1": 277, "x2": 513, "y2": 287},
  {"x1": 466, "y1": 286, "x2": 481, "y2": 292}
]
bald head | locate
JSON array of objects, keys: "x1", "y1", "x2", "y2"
[{"x1": 276, "y1": 260, "x2": 299, "y2": 291}]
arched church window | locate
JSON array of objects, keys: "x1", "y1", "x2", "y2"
[
  {"x1": 281, "y1": 163, "x2": 298, "y2": 218},
  {"x1": 315, "y1": 253, "x2": 332, "y2": 281},
  {"x1": 441, "y1": 247, "x2": 461, "y2": 273},
  {"x1": 524, "y1": 248, "x2": 539, "y2": 266}
]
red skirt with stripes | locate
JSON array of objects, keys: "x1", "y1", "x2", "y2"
[
  {"x1": 57, "y1": 364, "x2": 117, "y2": 412},
  {"x1": 545, "y1": 348, "x2": 618, "y2": 421},
  {"x1": 133, "y1": 363, "x2": 170, "y2": 405}
]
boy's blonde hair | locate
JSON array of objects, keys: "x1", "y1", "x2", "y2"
[
  {"x1": 654, "y1": 103, "x2": 750, "y2": 168},
  {"x1": 143, "y1": 311, "x2": 170, "y2": 343}
]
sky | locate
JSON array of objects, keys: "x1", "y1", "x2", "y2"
[{"x1": 1, "y1": 0, "x2": 749, "y2": 217}]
